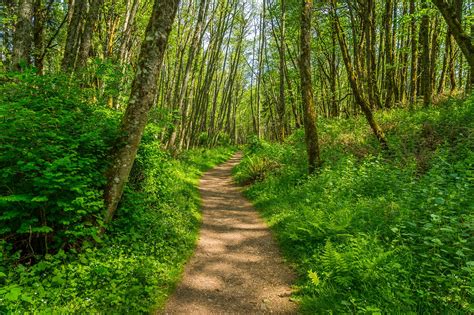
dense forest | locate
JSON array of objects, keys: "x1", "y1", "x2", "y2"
[{"x1": 0, "y1": 0, "x2": 473, "y2": 313}]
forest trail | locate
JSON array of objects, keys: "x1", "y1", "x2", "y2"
[{"x1": 164, "y1": 152, "x2": 297, "y2": 314}]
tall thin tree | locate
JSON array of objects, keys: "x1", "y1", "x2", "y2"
[
  {"x1": 300, "y1": 0, "x2": 322, "y2": 174},
  {"x1": 12, "y1": 0, "x2": 33, "y2": 70},
  {"x1": 104, "y1": 0, "x2": 180, "y2": 225}
]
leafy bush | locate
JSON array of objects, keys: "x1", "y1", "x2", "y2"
[
  {"x1": 0, "y1": 71, "x2": 118, "y2": 257},
  {"x1": 238, "y1": 96, "x2": 474, "y2": 313},
  {"x1": 0, "y1": 124, "x2": 234, "y2": 312}
]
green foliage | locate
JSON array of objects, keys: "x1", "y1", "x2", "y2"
[
  {"x1": 238, "y1": 97, "x2": 474, "y2": 313},
  {"x1": 0, "y1": 71, "x2": 119, "y2": 254},
  {"x1": 234, "y1": 139, "x2": 282, "y2": 185},
  {"x1": 233, "y1": 155, "x2": 281, "y2": 185},
  {"x1": 0, "y1": 71, "x2": 235, "y2": 312},
  {"x1": 0, "y1": 123, "x2": 233, "y2": 312}
]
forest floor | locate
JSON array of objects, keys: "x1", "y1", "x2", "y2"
[{"x1": 164, "y1": 152, "x2": 297, "y2": 314}]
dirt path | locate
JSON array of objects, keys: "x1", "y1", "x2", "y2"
[{"x1": 164, "y1": 152, "x2": 297, "y2": 314}]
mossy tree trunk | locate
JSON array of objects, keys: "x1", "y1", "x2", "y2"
[
  {"x1": 300, "y1": 0, "x2": 322, "y2": 174},
  {"x1": 277, "y1": 0, "x2": 286, "y2": 141},
  {"x1": 431, "y1": 0, "x2": 474, "y2": 91},
  {"x1": 409, "y1": 0, "x2": 418, "y2": 104},
  {"x1": 103, "y1": 0, "x2": 180, "y2": 225},
  {"x1": 420, "y1": 0, "x2": 432, "y2": 106},
  {"x1": 62, "y1": 0, "x2": 85, "y2": 71},
  {"x1": 75, "y1": 0, "x2": 103, "y2": 69},
  {"x1": 12, "y1": 0, "x2": 33, "y2": 71}
]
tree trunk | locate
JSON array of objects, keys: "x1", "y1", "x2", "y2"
[
  {"x1": 168, "y1": 0, "x2": 208, "y2": 149},
  {"x1": 431, "y1": 0, "x2": 473, "y2": 90},
  {"x1": 365, "y1": 0, "x2": 382, "y2": 110},
  {"x1": 32, "y1": 0, "x2": 48, "y2": 74},
  {"x1": 256, "y1": 0, "x2": 266, "y2": 139},
  {"x1": 330, "y1": 26, "x2": 338, "y2": 117},
  {"x1": 384, "y1": 0, "x2": 395, "y2": 108},
  {"x1": 420, "y1": 0, "x2": 432, "y2": 106},
  {"x1": 62, "y1": 0, "x2": 85, "y2": 70},
  {"x1": 119, "y1": 0, "x2": 139, "y2": 66},
  {"x1": 300, "y1": 0, "x2": 322, "y2": 174},
  {"x1": 438, "y1": 31, "x2": 450, "y2": 93},
  {"x1": 409, "y1": 0, "x2": 418, "y2": 105},
  {"x1": 103, "y1": 0, "x2": 180, "y2": 225},
  {"x1": 12, "y1": 0, "x2": 33, "y2": 71},
  {"x1": 277, "y1": 0, "x2": 286, "y2": 141},
  {"x1": 76, "y1": 0, "x2": 103, "y2": 69},
  {"x1": 430, "y1": 16, "x2": 440, "y2": 97},
  {"x1": 397, "y1": 0, "x2": 409, "y2": 105},
  {"x1": 448, "y1": 31, "x2": 457, "y2": 92}
]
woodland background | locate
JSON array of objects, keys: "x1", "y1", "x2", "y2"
[{"x1": 0, "y1": 0, "x2": 473, "y2": 312}]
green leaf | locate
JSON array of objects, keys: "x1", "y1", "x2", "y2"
[
  {"x1": 52, "y1": 275, "x2": 65, "y2": 285},
  {"x1": 5, "y1": 287, "x2": 22, "y2": 301},
  {"x1": 21, "y1": 294, "x2": 33, "y2": 303},
  {"x1": 92, "y1": 233, "x2": 103, "y2": 243},
  {"x1": 308, "y1": 270, "x2": 320, "y2": 286},
  {"x1": 431, "y1": 238, "x2": 443, "y2": 246},
  {"x1": 0, "y1": 194, "x2": 32, "y2": 204},
  {"x1": 31, "y1": 196, "x2": 49, "y2": 202},
  {"x1": 32, "y1": 226, "x2": 53, "y2": 233}
]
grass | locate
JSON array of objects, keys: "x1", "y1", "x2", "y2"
[{"x1": 234, "y1": 96, "x2": 474, "y2": 313}]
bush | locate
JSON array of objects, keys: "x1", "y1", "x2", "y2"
[
  {"x1": 0, "y1": 122, "x2": 234, "y2": 312},
  {"x1": 0, "y1": 71, "x2": 118, "y2": 257}
]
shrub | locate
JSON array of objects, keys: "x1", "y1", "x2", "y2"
[{"x1": 0, "y1": 71, "x2": 118, "y2": 258}]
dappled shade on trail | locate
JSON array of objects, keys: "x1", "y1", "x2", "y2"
[{"x1": 165, "y1": 153, "x2": 297, "y2": 314}]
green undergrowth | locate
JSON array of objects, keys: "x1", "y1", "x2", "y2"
[
  {"x1": 0, "y1": 71, "x2": 235, "y2": 312},
  {"x1": 234, "y1": 97, "x2": 474, "y2": 313}
]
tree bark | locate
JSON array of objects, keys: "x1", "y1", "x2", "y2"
[
  {"x1": 104, "y1": 0, "x2": 180, "y2": 225},
  {"x1": 438, "y1": 31, "x2": 450, "y2": 93},
  {"x1": 420, "y1": 0, "x2": 432, "y2": 106},
  {"x1": 448, "y1": 31, "x2": 457, "y2": 91},
  {"x1": 12, "y1": 0, "x2": 33, "y2": 71},
  {"x1": 76, "y1": 0, "x2": 103, "y2": 69},
  {"x1": 62, "y1": 0, "x2": 86, "y2": 70},
  {"x1": 119, "y1": 0, "x2": 140, "y2": 66},
  {"x1": 32, "y1": 0, "x2": 48, "y2": 74},
  {"x1": 430, "y1": 16, "x2": 440, "y2": 97},
  {"x1": 365, "y1": 0, "x2": 382, "y2": 110},
  {"x1": 409, "y1": 0, "x2": 418, "y2": 105},
  {"x1": 277, "y1": 0, "x2": 286, "y2": 141},
  {"x1": 300, "y1": 0, "x2": 322, "y2": 174},
  {"x1": 256, "y1": 0, "x2": 266, "y2": 139},
  {"x1": 384, "y1": 0, "x2": 395, "y2": 108},
  {"x1": 168, "y1": 0, "x2": 208, "y2": 149},
  {"x1": 431, "y1": 0, "x2": 473, "y2": 90}
]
